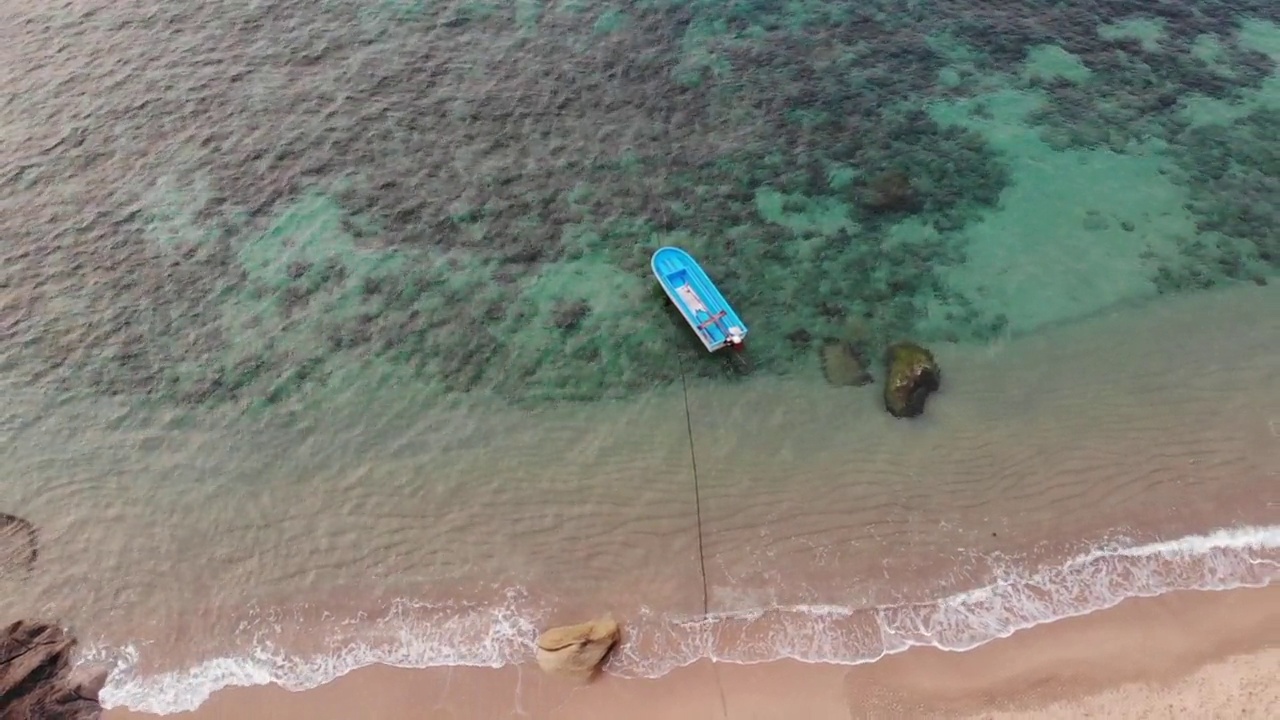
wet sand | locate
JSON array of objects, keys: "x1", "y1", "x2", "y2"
[{"x1": 104, "y1": 584, "x2": 1279, "y2": 719}]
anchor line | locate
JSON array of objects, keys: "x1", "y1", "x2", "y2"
[{"x1": 674, "y1": 349, "x2": 711, "y2": 617}]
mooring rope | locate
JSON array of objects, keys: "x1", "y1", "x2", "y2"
[{"x1": 674, "y1": 349, "x2": 711, "y2": 617}]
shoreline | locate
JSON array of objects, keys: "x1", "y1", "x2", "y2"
[
  {"x1": 104, "y1": 583, "x2": 1280, "y2": 719},
  {"x1": 35, "y1": 281, "x2": 1278, "y2": 716},
  {"x1": 87, "y1": 520, "x2": 1280, "y2": 715}
]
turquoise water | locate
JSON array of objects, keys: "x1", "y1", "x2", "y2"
[
  {"x1": 3, "y1": 1, "x2": 1276, "y2": 410},
  {"x1": 1, "y1": 1, "x2": 1278, "y2": 715}
]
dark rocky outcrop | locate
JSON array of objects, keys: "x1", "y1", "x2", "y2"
[
  {"x1": 883, "y1": 341, "x2": 942, "y2": 418},
  {"x1": 0, "y1": 621, "x2": 106, "y2": 720}
]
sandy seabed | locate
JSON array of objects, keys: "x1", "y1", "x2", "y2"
[
  {"x1": 105, "y1": 584, "x2": 1279, "y2": 720},
  {"x1": 32, "y1": 275, "x2": 1278, "y2": 719}
]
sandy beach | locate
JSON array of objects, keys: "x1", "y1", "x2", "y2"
[
  {"x1": 103, "y1": 584, "x2": 1279, "y2": 719},
  {"x1": 86, "y1": 526, "x2": 1280, "y2": 719}
]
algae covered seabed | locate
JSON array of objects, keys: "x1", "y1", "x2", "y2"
[{"x1": 2, "y1": 0, "x2": 1279, "y2": 412}]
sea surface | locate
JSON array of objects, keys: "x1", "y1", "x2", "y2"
[{"x1": 1, "y1": 0, "x2": 1278, "y2": 714}]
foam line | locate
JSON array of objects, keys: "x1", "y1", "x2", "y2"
[{"x1": 94, "y1": 524, "x2": 1280, "y2": 714}]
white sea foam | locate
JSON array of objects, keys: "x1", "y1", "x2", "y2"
[{"x1": 94, "y1": 524, "x2": 1280, "y2": 715}]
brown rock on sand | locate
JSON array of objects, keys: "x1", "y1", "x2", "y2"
[
  {"x1": 534, "y1": 616, "x2": 620, "y2": 681},
  {"x1": 0, "y1": 620, "x2": 106, "y2": 720}
]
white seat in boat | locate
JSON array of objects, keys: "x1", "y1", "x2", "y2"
[{"x1": 675, "y1": 284, "x2": 708, "y2": 313}]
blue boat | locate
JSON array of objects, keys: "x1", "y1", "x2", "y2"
[{"x1": 651, "y1": 246, "x2": 748, "y2": 353}]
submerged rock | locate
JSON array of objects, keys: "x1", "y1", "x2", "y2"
[
  {"x1": 883, "y1": 341, "x2": 941, "y2": 418},
  {"x1": 820, "y1": 339, "x2": 873, "y2": 387},
  {"x1": 534, "y1": 616, "x2": 620, "y2": 681},
  {"x1": 0, "y1": 513, "x2": 38, "y2": 576},
  {"x1": 0, "y1": 620, "x2": 106, "y2": 720}
]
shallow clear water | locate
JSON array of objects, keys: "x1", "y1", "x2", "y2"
[{"x1": 1, "y1": 0, "x2": 1278, "y2": 714}]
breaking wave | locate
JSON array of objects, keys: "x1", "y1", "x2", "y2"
[{"x1": 95, "y1": 524, "x2": 1280, "y2": 715}]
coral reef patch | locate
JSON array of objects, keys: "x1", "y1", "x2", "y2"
[{"x1": 2, "y1": 1, "x2": 1276, "y2": 409}]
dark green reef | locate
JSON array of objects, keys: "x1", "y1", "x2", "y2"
[{"x1": 2, "y1": 0, "x2": 1276, "y2": 412}]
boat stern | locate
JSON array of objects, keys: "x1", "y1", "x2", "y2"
[{"x1": 726, "y1": 325, "x2": 746, "y2": 351}]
